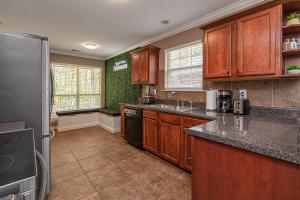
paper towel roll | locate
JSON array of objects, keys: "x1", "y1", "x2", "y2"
[{"x1": 206, "y1": 90, "x2": 217, "y2": 110}]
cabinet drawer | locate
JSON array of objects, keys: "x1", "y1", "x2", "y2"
[
  {"x1": 143, "y1": 110, "x2": 158, "y2": 120},
  {"x1": 182, "y1": 117, "x2": 209, "y2": 128},
  {"x1": 159, "y1": 113, "x2": 181, "y2": 125}
]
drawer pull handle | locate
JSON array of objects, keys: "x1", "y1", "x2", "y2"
[{"x1": 187, "y1": 156, "x2": 192, "y2": 160}]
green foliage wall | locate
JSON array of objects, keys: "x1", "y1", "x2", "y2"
[{"x1": 105, "y1": 52, "x2": 141, "y2": 111}]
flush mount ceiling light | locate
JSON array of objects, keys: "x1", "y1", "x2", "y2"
[{"x1": 83, "y1": 43, "x2": 97, "y2": 49}]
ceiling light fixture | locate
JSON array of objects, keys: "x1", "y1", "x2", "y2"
[
  {"x1": 72, "y1": 49, "x2": 81, "y2": 53},
  {"x1": 83, "y1": 43, "x2": 97, "y2": 49}
]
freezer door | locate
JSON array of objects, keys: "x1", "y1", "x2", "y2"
[{"x1": 0, "y1": 33, "x2": 43, "y2": 150}]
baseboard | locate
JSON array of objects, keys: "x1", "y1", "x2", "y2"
[
  {"x1": 98, "y1": 122, "x2": 120, "y2": 133},
  {"x1": 58, "y1": 122, "x2": 99, "y2": 132}
]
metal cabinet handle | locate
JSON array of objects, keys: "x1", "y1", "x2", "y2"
[{"x1": 187, "y1": 156, "x2": 192, "y2": 160}]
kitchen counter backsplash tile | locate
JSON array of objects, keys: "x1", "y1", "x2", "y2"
[
  {"x1": 153, "y1": 100, "x2": 300, "y2": 119},
  {"x1": 121, "y1": 102, "x2": 300, "y2": 165},
  {"x1": 151, "y1": 70, "x2": 300, "y2": 109}
]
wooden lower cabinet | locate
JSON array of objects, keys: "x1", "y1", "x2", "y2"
[
  {"x1": 142, "y1": 110, "x2": 210, "y2": 171},
  {"x1": 192, "y1": 137, "x2": 300, "y2": 200},
  {"x1": 159, "y1": 122, "x2": 181, "y2": 166},
  {"x1": 181, "y1": 117, "x2": 210, "y2": 172},
  {"x1": 143, "y1": 118, "x2": 159, "y2": 155},
  {"x1": 181, "y1": 129, "x2": 193, "y2": 172}
]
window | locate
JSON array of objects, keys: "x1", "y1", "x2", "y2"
[
  {"x1": 52, "y1": 63, "x2": 102, "y2": 112},
  {"x1": 165, "y1": 41, "x2": 203, "y2": 91}
]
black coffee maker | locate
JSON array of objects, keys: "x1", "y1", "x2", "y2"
[{"x1": 217, "y1": 90, "x2": 233, "y2": 113}]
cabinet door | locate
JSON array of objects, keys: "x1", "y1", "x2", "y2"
[
  {"x1": 236, "y1": 7, "x2": 278, "y2": 76},
  {"x1": 139, "y1": 50, "x2": 149, "y2": 83},
  {"x1": 143, "y1": 118, "x2": 159, "y2": 155},
  {"x1": 131, "y1": 53, "x2": 140, "y2": 83},
  {"x1": 181, "y1": 117, "x2": 209, "y2": 172},
  {"x1": 204, "y1": 22, "x2": 232, "y2": 79},
  {"x1": 159, "y1": 122, "x2": 181, "y2": 166},
  {"x1": 182, "y1": 128, "x2": 193, "y2": 172},
  {"x1": 120, "y1": 105, "x2": 125, "y2": 138}
]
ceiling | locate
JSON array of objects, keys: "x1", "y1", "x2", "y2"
[{"x1": 0, "y1": 0, "x2": 259, "y2": 60}]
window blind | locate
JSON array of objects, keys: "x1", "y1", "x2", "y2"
[
  {"x1": 165, "y1": 42, "x2": 203, "y2": 90},
  {"x1": 52, "y1": 63, "x2": 102, "y2": 112}
]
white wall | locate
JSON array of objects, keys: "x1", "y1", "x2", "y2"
[{"x1": 57, "y1": 112, "x2": 120, "y2": 133}]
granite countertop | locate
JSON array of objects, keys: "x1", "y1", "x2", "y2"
[{"x1": 121, "y1": 103, "x2": 300, "y2": 165}]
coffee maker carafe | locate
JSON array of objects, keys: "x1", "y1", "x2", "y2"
[{"x1": 217, "y1": 90, "x2": 233, "y2": 113}]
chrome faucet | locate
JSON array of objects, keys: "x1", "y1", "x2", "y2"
[
  {"x1": 187, "y1": 100, "x2": 193, "y2": 110},
  {"x1": 167, "y1": 92, "x2": 177, "y2": 106}
]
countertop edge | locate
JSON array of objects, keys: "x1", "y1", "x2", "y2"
[
  {"x1": 187, "y1": 128, "x2": 300, "y2": 166},
  {"x1": 121, "y1": 103, "x2": 300, "y2": 166}
]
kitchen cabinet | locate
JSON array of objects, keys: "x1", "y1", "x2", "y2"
[
  {"x1": 130, "y1": 46, "x2": 160, "y2": 84},
  {"x1": 120, "y1": 105, "x2": 125, "y2": 138},
  {"x1": 143, "y1": 117, "x2": 159, "y2": 155},
  {"x1": 181, "y1": 117, "x2": 209, "y2": 172},
  {"x1": 202, "y1": 4, "x2": 282, "y2": 80},
  {"x1": 204, "y1": 22, "x2": 232, "y2": 79},
  {"x1": 192, "y1": 137, "x2": 300, "y2": 200},
  {"x1": 142, "y1": 109, "x2": 211, "y2": 171},
  {"x1": 131, "y1": 54, "x2": 140, "y2": 83},
  {"x1": 159, "y1": 122, "x2": 181, "y2": 166},
  {"x1": 236, "y1": 7, "x2": 280, "y2": 76}
]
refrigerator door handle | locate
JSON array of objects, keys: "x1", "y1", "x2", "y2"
[{"x1": 49, "y1": 67, "x2": 54, "y2": 113}]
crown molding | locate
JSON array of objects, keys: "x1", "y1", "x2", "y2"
[
  {"x1": 50, "y1": 48, "x2": 105, "y2": 60},
  {"x1": 105, "y1": 0, "x2": 265, "y2": 60}
]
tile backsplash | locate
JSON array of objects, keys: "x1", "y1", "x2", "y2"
[{"x1": 149, "y1": 70, "x2": 300, "y2": 109}]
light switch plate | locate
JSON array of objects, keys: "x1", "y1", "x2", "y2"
[{"x1": 240, "y1": 90, "x2": 247, "y2": 99}]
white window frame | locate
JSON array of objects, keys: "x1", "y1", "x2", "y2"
[
  {"x1": 51, "y1": 62, "x2": 103, "y2": 112},
  {"x1": 164, "y1": 40, "x2": 203, "y2": 92}
]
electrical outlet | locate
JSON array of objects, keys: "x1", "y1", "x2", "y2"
[{"x1": 240, "y1": 90, "x2": 247, "y2": 99}]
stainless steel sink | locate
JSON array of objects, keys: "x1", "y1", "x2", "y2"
[{"x1": 148, "y1": 104, "x2": 192, "y2": 112}]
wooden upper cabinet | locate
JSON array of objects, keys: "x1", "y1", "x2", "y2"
[
  {"x1": 139, "y1": 50, "x2": 149, "y2": 82},
  {"x1": 131, "y1": 53, "x2": 140, "y2": 83},
  {"x1": 202, "y1": 4, "x2": 282, "y2": 80},
  {"x1": 130, "y1": 46, "x2": 160, "y2": 84},
  {"x1": 236, "y1": 6, "x2": 280, "y2": 76},
  {"x1": 204, "y1": 22, "x2": 232, "y2": 79},
  {"x1": 159, "y1": 122, "x2": 181, "y2": 166}
]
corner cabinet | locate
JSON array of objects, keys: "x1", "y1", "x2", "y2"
[
  {"x1": 203, "y1": 4, "x2": 282, "y2": 80},
  {"x1": 130, "y1": 46, "x2": 160, "y2": 84}
]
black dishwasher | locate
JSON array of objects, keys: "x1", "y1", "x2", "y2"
[{"x1": 124, "y1": 107, "x2": 143, "y2": 149}]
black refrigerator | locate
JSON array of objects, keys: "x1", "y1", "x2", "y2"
[{"x1": 0, "y1": 32, "x2": 52, "y2": 194}]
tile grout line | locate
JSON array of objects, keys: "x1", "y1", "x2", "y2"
[{"x1": 52, "y1": 130, "x2": 101, "y2": 200}]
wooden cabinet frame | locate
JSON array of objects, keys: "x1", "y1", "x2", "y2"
[
  {"x1": 130, "y1": 46, "x2": 160, "y2": 84},
  {"x1": 142, "y1": 109, "x2": 210, "y2": 172},
  {"x1": 202, "y1": 4, "x2": 283, "y2": 80}
]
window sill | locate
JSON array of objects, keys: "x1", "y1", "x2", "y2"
[
  {"x1": 55, "y1": 108, "x2": 102, "y2": 116},
  {"x1": 55, "y1": 108, "x2": 120, "y2": 117},
  {"x1": 161, "y1": 89, "x2": 206, "y2": 92}
]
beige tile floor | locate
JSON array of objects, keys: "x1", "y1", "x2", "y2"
[{"x1": 49, "y1": 126, "x2": 191, "y2": 200}]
